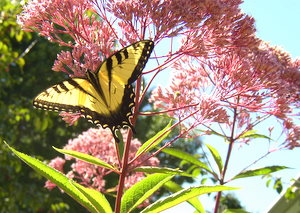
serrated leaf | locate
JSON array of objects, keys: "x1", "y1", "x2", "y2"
[
  {"x1": 206, "y1": 143, "x2": 223, "y2": 174},
  {"x1": 133, "y1": 166, "x2": 195, "y2": 177},
  {"x1": 164, "y1": 181, "x2": 205, "y2": 213},
  {"x1": 121, "y1": 173, "x2": 174, "y2": 213},
  {"x1": 141, "y1": 185, "x2": 237, "y2": 213},
  {"x1": 161, "y1": 148, "x2": 214, "y2": 174},
  {"x1": 232, "y1": 166, "x2": 289, "y2": 180},
  {"x1": 136, "y1": 120, "x2": 172, "y2": 156},
  {"x1": 53, "y1": 147, "x2": 116, "y2": 171},
  {"x1": 4, "y1": 142, "x2": 111, "y2": 213},
  {"x1": 71, "y1": 182, "x2": 113, "y2": 213}
]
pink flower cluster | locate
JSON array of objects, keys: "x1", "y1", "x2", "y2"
[
  {"x1": 17, "y1": 0, "x2": 117, "y2": 76},
  {"x1": 45, "y1": 128, "x2": 159, "y2": 191},
  {"x1": 151, "y1": 41, "x2": 300, "y2": 148}
]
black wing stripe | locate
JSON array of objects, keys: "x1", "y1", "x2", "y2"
[
  {"x1": 58, "y1": 81, "x2": 70, "y2": 92},
  {"x1": 106, "y1": 58, "x2": 113, "y2": 77},
  {"x1": 115, "y1": 52, "x2": 122, "y2": 64},
  {"x1": 53, "y1": 85, "x2": 61, "y2": 93},
  {"x1": 85, "y1": 71, "x2": 108, "y2": 106},
  {"x1": 128, "y1": 41, "x2": 154, "y2": 84},
  {"x1": 123, "y1": 48, "x2": 129, "y2": 59},
  {"x1": 67, "y1": 79, "x2": 98, "y2": 100},
  {"x1": 106, "y1": 58, "x2": 113, "y2": 93}
]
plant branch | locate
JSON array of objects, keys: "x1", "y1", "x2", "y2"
[
  {"x1": 214, "y1": 103, "x2": 239, "y2": 213},
  {"x1": 114, "y1": 129, "x2": 133, "y2": 213},
  {"x1": 114, "y1": 75, "x2": 143, "y2": 213}
]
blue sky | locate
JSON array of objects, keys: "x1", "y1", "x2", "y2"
[{"x1": 160, "y1": 0, "x2": 300, "y2": 212}]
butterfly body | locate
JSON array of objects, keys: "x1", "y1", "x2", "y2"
[{"x1": 33, "y1": 40, "x2": 154, "y2": 142}]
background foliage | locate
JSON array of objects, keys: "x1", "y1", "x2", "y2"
[
  {"x1": 1, "y1": 1, "x2": 92, "y2": 212},
  {"x1": 0, "y1": 1, "x2": 201, "y2": 212}
]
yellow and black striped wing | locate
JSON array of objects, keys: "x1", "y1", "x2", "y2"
[
  {"x1": 33, "y1": 40, "x2": 154, "y2": 142},
  {"x1": 85, "y1": 40, "x2": 154, "y2": 139},
  {"x1": 33, "y1": 78, "x2": 110, "y2": 118},
  {"x1": 97, "y1": 40, "x2": 154, "y2": 113}
]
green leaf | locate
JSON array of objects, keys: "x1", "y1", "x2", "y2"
[
  {"x1": 15, "y1": 31, "x2": 23, "y2": 42},
  {"x1": 266, "y1": 179, "x2": 272, "y2": 187},
  {"x1": 239, "y1": 130, "x2": 271, "y2": 140},
  {"x1": 53, "y1": 147, "x2": 116, "y2": 171},
  {"x1": 41, "y1": 117, "x2": 49, "y2": 131},
  {"x1": 161, "y1": 148, "x2": 214, "y2": 174},
  {"x1": 71, "y1": 182, "x2": 113, "y2": 213},
  {"x1": 206, "y1": 143, "x2": 223, "y2": 174},
  {"x1": 141, "y1": 185, "x2": 237, "y2": 213},
  {"x1": 4, "y1": 142, "x2": 111, "y2": 213},
  {"x1": 164, "y1": 181, "x2": 205, "y2": 213},
  {"x1": 232, "y1": 166, "x2": 289, "y2": 180},
  {"x1": 133, "y1": 166, "x2": 195, "y2": 177},
  {"x1": 136, "y1": 120, "x2": 172, "y2": 156},
  {"x1": 116, "y1": 130, "x2": 124, "y2": 160},
  {"x1": 121, "y1": 173, "x2": 174, "y2": 213},
  {"x1": 222, "y1": 209, "x2": 250, "y2": 213},
  {"x1": 16, "y1": 57, "x2": 25, "y2": 68}
]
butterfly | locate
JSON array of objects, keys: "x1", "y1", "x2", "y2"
[{"x1": 33, "y1": 40, "x2": 154, "y2": 142}]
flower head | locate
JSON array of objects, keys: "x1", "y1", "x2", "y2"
[
  {"x1": 18, "y1": 0, "x2": 117, "y2": 76},
  {"x1": 150, "y1": 41, "x2": 300, "y2": 148}
]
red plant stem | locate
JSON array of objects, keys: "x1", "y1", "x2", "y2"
[
  {"x1": 214, "y1": 106, "x2": 238, "y2": 213},
  {"x1": 114, "y1": 76, "x2": 142, "y2": 213},
  {"x1": 114, "y1": 130, "x2": 133, "y2": 213}
]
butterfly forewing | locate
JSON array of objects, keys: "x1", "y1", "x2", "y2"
[
  {"x1": 99, "y1": 40, "x2": 154, "y2": 85},
  {"x1": 98, "y1": 41, "x2": 154, "y2": 110}
]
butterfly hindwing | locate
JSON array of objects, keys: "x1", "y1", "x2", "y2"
[{"x1": 33, "y1": 40, "x2": 154, "y2": 142}]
